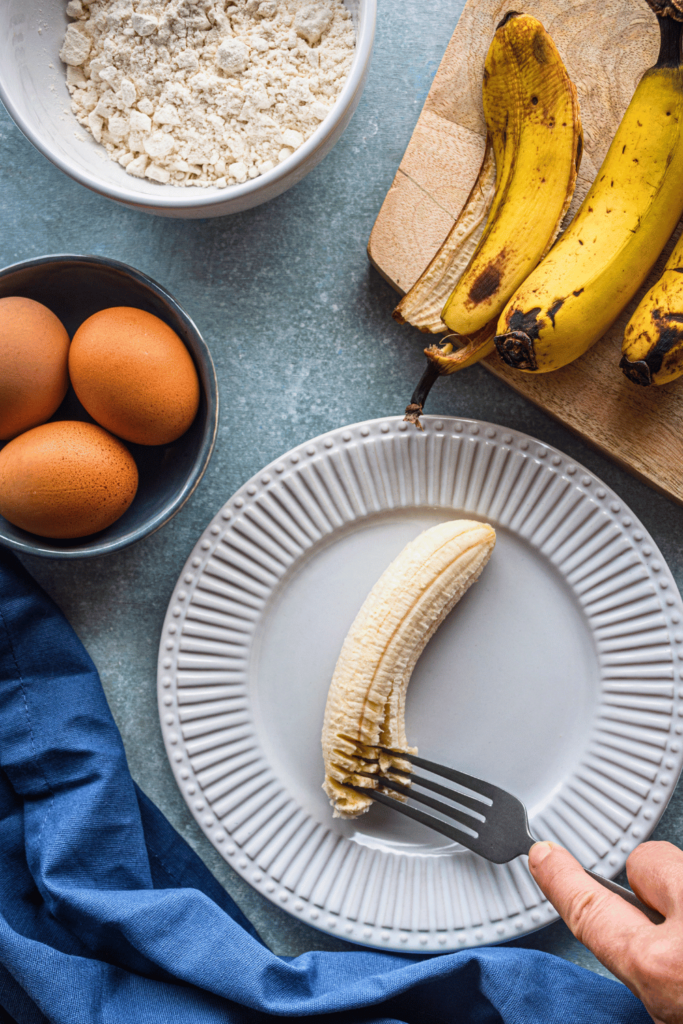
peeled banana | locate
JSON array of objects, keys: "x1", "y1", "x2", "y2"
[
  {"x1": 621, "y1": 233, "x2": 683, "y2": 385},
  {"x1": 321, "y1": 520, "x2": 496, "y2": 819},
  {"x1": 394, "y1": 14, "x2": 580, "y2": 355},
  {"x1": 495, "y1": 14, "x2": 683, "y2": 374}
]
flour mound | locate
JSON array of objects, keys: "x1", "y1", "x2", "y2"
[{"x1": 61, "y1": 0, "x2": 355, "y2": 189}]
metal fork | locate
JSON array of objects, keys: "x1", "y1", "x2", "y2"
[{"x1": 351, "y1": 748, "x2": 664, "y2": 926}]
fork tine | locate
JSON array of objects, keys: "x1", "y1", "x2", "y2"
[
  {"x1": 380, "y1": 747, "x2": 497, "y2": 803},
  {"x1": 349, "y1": 786, "x2": 478, "y2": 845},
  {"x1": 354, "y1": 767, "x2": 667, "y2": 919},
  {"x1": 357, "y1": 771, "x2": 485, "y2": 824},
  {"x1": 387, "y1": 765, "x2": 491, "y2": 816}
]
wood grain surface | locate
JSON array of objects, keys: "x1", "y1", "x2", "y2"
[{"x1": 368, "y1": 0, "x2": 683, "y2": 505}]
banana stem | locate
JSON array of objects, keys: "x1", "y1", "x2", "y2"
[
  {"x1": 648, "y1": 2, "x2": 683, "y2": 24},
  {"x1": 404, "y1": 361, "x2": 440, "y2": 430},
  {"x1": 656, "y1": 11, "x2": 683, "y2": 67},
  {"x1": 404, "y1": 330, "x2": 495, "y2": 428}
]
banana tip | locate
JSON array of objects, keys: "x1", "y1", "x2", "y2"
[
  {"x1": 494, "y1": 330, "x2": 538, "y2": 371},
  {"x1": 620, "y1": 355, "x2": 652, "y2": 386},
  {"x1": 496, "y1": 9, "x2": 523, "y2": 29}
]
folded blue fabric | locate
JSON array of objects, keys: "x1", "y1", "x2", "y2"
[{"x1": 0, "y1": 547, "x2": 651, "y2": 1024}]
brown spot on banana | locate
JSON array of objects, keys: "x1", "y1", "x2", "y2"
[
  {"x1": 622, "y1": 315, "x2": 683, "y2": 384},
  {"x1": 547, "y1": 297, "x2": 565, "y2": 326},
  {"x1": 468, "y1": 258, "x2": 505, "y2": 304},
  {"x1": 661, "y1": 338, "x2": 683, "y2": 379},
  {"x1": 532, "y1": 31, "x2": 550, "y2": 64},
  {"x1": 650, "y1": 319, "x2": 683, "y2": 365}
]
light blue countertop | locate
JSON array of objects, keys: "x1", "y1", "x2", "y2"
[{"x1": 2, "y1": 0, "x2": 682, "y2": 982}]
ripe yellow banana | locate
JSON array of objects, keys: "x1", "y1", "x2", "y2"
[
  {"x1": 621, "y1": 233, "x2": 683, "y2": 385},
  {"x1": 495, "y1": 15, "x2": 683, "y2": 374},
  {"x1": 321, "y1": 520, "x2": 496, "y2": 818},
  {"x1": 441, "y1": 13, "x2": 581, "y2": 337},
  {"x1": 396, "y1": 12, "x2": 581, "y2": 423}
]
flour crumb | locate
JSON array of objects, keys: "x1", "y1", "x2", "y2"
[
  {"x1": 61, "y1": 0, "x2": 355, "y2": 189},
  {"x1": 295, "y1": 3, "x2": 333, "y2": 45},
  {"x1": 60, "y1": 24, "x2": 91, "y2": 66}
]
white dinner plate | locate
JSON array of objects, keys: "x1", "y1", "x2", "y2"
[{"x1": 158, "y1": 416, "x2": 683, "y2": 952}]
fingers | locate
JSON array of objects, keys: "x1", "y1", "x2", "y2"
[
  {"x1": 627, "y1": 841, "x2": 683, "y2": 919},
  {"x1": 528, "y1": 842, "x2": 654, "y2": 980}
]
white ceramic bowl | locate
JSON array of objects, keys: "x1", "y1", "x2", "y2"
[{"x1": 0, "y1": 1, "x2": 375, "y2": 219}]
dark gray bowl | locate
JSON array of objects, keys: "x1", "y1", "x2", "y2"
[{"x1": 0, "y1": 255, "x2": 218, "y2": 558}]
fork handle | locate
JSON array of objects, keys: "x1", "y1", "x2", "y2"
[
  {"x1": 583, "y1": 868, "x2": 664, "y2": 925},
  {"x1": 526, "y1": 835, "x2": 664, "y2": 924}
]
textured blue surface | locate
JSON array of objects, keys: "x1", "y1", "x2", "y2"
[{"x1": 1, "y1": 0, "x2": 682, "y2": 979}]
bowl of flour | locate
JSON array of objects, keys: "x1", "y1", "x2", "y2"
[{"x1": 0, "y1": 0, "x2": 375, "y2": 218}]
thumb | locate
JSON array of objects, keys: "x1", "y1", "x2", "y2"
[{"x1": 528, "y1": 842, "x2": 653, "y2": 980}]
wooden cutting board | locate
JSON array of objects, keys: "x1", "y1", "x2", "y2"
[{"x1": 368, "y1": 0, "x2": 683, "y2": 506}]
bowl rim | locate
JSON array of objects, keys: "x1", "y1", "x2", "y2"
[
  {"x1": 0, "y1": 253, "x2": 219, "y2": 559},
  {"x1": 0, "y1": 1, "x2": 377, "y2": 211}
]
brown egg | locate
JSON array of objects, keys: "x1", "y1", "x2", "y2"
[
  {"x1": 69, "y1": 307, "x2": 200, "y2": 446},
  {"x1": 0, "y1": 421, "x2": 138, "y2": 539},
  {"x1": 0, "y1": 296, "x2": 70, "y2": 441}
]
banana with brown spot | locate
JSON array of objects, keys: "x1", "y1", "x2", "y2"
[
  {"x1": 621, "y1": 233, "x2": 683, "y2": 385},
  {"x1": 394, "y1": 12, "x2": 581, "y2": 378},
  {"x1": 495, "y1": 15, "x2": 683, "y2": 374}
]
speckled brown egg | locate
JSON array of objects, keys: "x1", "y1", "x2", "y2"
[
  {"x1": 68, "y1": 307, "x2": 200, "y2": 446},
  {"x1": 0, "y1": 421, "x2": 138, "y2": 538},
  {"x1": 0, "y1": 296, "x2": 70, "y2": 441}
]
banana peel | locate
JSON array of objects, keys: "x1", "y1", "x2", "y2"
[
  {"x1": 425, "y1": 327, "x2": 497, "y2": 375},
  {"x1": 393, "y1": 139, "x2": 497, "y2": 334}
]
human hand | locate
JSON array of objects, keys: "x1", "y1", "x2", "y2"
[{"x1": 529, "y1": 840, "x2": 683, "y2": 1024}]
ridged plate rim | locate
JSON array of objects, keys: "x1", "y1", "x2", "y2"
[{"x1": 158, "y1": 415, "x2": 683, "y2": 952}]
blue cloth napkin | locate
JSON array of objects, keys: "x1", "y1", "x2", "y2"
[{"x1": 0, "y1": 547, "x2": 651, "y2": 1024}]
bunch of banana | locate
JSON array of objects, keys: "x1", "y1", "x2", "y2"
[
  {"x1": 321, "y1": 520, "x2": 496, "y2": 819},
  {"x1": 395, "y1": 10, "x2": 581, "y2": 422},
  {"x1": 621, "y1": 233, "x2": 683, "y2": 385},
  {"x1": 495, "y1": 14, "x2": 683, "y2": 374}
]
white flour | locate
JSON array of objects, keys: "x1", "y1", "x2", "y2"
[{"x1": 60, "y1": 0, "x2": 355, "y2": 188}]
